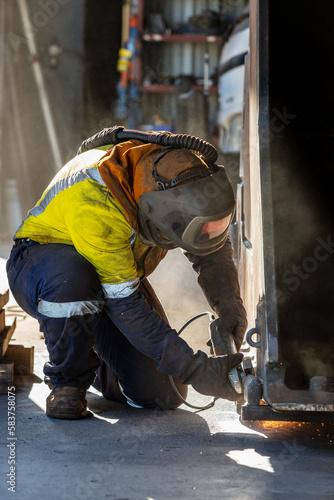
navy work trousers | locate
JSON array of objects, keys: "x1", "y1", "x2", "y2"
[{"x1": 6, "y1": 240, "x2": 186, "y2": 408}]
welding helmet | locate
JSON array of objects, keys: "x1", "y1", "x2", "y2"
[{"x1": 138, "y1": 148, "x2": 235, "y2": 256}]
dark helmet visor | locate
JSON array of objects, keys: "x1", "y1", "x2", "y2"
[{"x1": 138, "y1": 167, "x2": 236, "y2": 255}]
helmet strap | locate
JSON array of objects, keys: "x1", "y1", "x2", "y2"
[{"x1": 152, "y1": 147, "x2": 210, "y2": 191}]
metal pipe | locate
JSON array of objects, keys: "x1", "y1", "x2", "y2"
[
  {"x1": 17, "y1": 0, "x2": 63, "y2": 172},
  {"x1": 5, "y1": 45, "x2": 33, "y2": 209}
]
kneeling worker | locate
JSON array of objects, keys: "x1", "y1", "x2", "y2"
[{"x1": 6, "y1": 126, "x2": 247, "y2": 419}]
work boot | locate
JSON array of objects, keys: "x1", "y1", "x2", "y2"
[{"x1": 46, "y1": 387, "x2": 87, "y2": 420}]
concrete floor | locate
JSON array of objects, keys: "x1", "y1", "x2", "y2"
[{"x1": 0, "y1": 252, "x2": 334, "y2": 500}]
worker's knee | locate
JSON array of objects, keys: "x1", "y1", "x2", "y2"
[
  {"x1": 153, "y1": 379, "x2": 188, "y2": 410},
  {"x1": 120, "y1": 375, "x2": 188, "y2": 410}
]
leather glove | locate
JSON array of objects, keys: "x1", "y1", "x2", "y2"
[
  {"x1": 216, "y1": 301, "x2": 247, "y2": 353},
  {"x1": 184, "y1": 237, "x2": 247, "y2": 351},
  {"x1": 77, "y1": 125, "x2": 125, "y2": 154},
  {"x1": 157, "y1": 331, "x2": 244, "y2": 402},
  {"x1": 179, "y1": 351, "x2": 244, "y2": 402}
]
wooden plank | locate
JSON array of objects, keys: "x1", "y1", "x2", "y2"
[
  {"x1": 0, "y1": 361, "x2": 14, "y2": 393},
  {"x1": 0, "y1": 317, "x2": 17, "y2": 358},
  {"x1": 0, "y1": 289, "x2": 9, "y2": 310},
  {"x1": 0, "y1": 309, "x2": 5, "y2": 332},
  {"x1": 3, "y1": 345, "x2": 34, "y2": 375}
]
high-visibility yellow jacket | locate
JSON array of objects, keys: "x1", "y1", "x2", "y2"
[{"x1": 15, "y1": 148, "x2": 165, "y2": 299}]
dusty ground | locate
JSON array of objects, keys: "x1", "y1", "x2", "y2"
[{"x1": 0, "y1": 252, "x2": 333, "y2": 500}]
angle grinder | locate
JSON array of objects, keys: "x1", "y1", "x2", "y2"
[{"x1": 209, "y1": 317, "x2": 245, "y2": 394}]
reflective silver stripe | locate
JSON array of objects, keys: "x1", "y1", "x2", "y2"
[
  {"x1": 30, "y1": 173, "x2": 86, "y2": 216},
  {"x1": 102, "y1": 279, "x2": 140, "y2": 299},
  {"x1": 30, "y1": 166, "x2": 106, "y2": 217},
  {"x1": 129, "y1": 228, "x2": 136, "y2": 247},
  {"x1": 86, "y1": 167, "x2": 106, "y2": 185},
  {"x1": 38, "y1": 299, "x2": 104, "y2": 318},
  {"x1": 118, "y1": 380, "x2": 144, "y2": 409}
]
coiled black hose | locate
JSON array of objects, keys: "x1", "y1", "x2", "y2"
[
  {"x1": 78, "y1": 128, "x2": 218, "y2": 165},
  {"x1": 118, "y1": 129, "x2": 218, "y2": 164}
]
